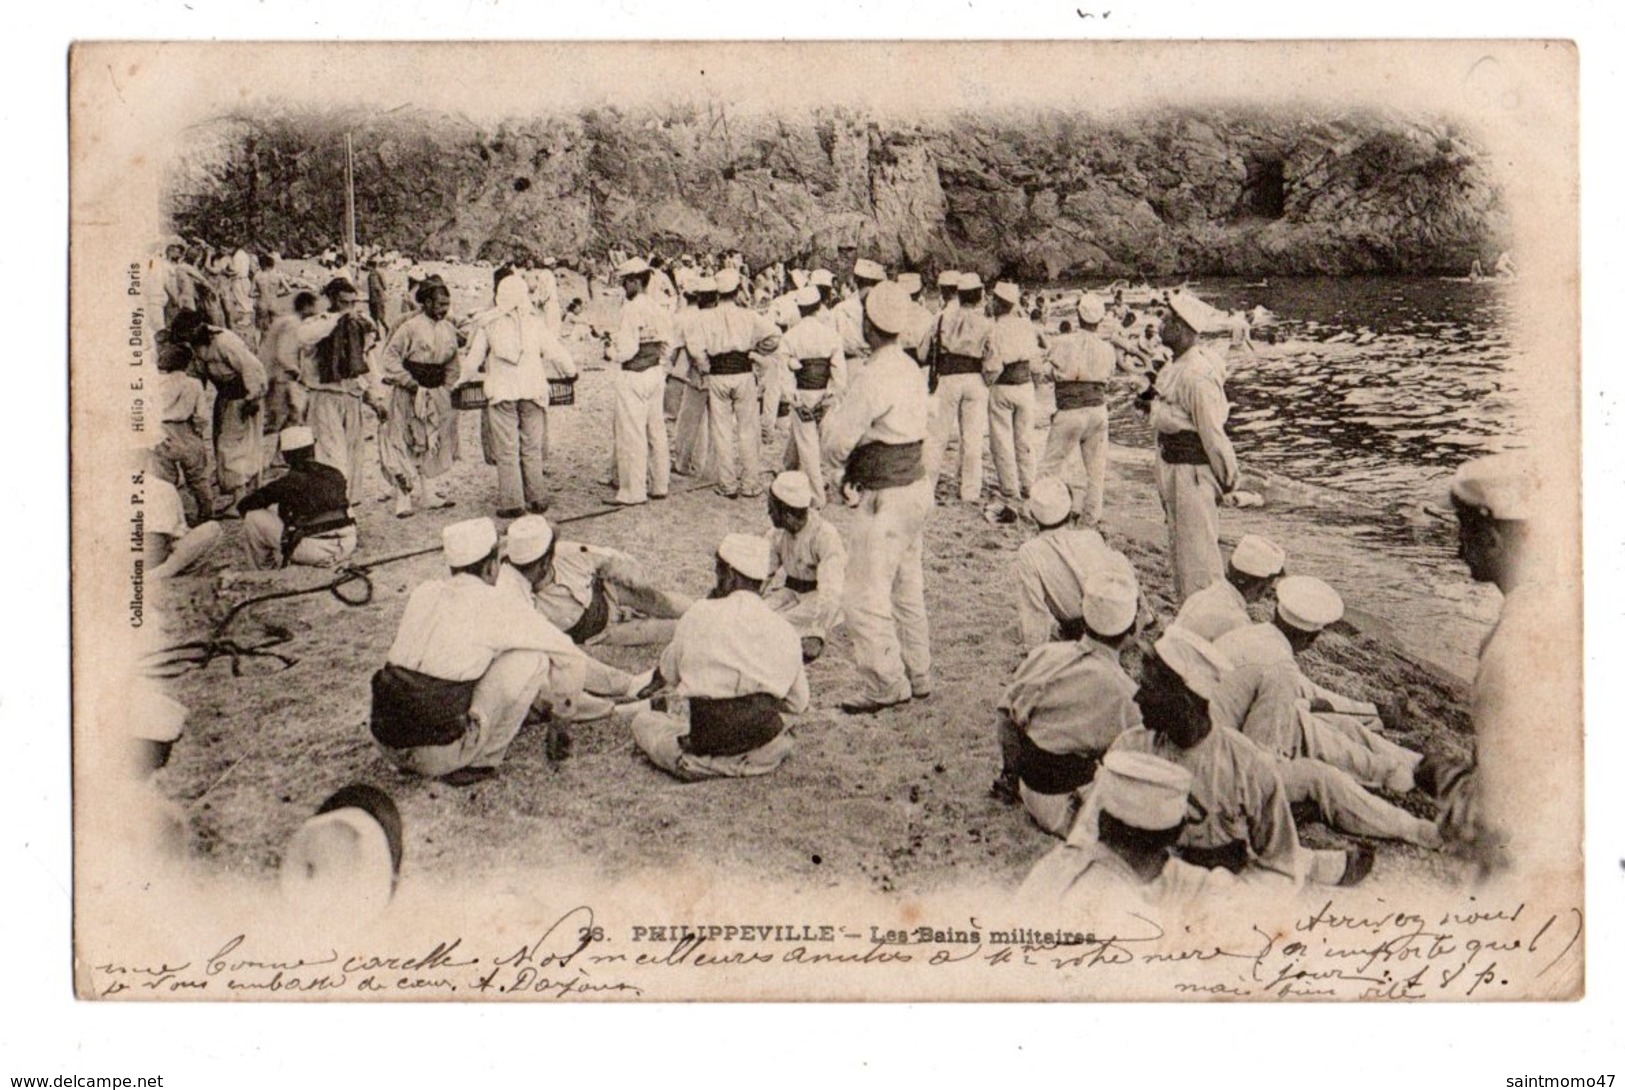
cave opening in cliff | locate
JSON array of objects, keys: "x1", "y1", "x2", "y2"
[{"x1": 1243, "y1": 157, "x2": 1287, "y2": 220}]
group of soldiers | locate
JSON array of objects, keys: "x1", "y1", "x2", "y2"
[{"x1": 138, "y1": 239, "x2": 1540, "y2": 915}]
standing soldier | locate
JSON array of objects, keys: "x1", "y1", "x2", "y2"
[
  {"x1": 609, "y1": 257, "x2": 676, "y2": 507},
  {"x1": 925, "y1": 273, "x2": 992, "y2": 505},
  {"x1": 377, "y1": 279, "x2": 462, "y2": 518},
  {"x1": 694, "y1": 268, "x2": 781, "y2": 499},
  {"x1": 1037, "y1": 293, "x2": 1118, "y2": 525},
  {"x1": 778, "y1": 284, "x2": 846, "y2": 506},
  {"x1": 832, "y1": 258, "x2": 886, "y2": 361},
  {"x1": 290, "y1": 277, "x2": 385, "y2": 510},
  {"x1": 1150, "y1": 292, "x2": 1237, "y2": 601},
  {"x1": 671, "y1": 275, "x2": 717, "y2": 480},
  {"x1": 169, "y1": 308, "x2": 269, "y2": 513},
  {"x1": 985, "y1": 280, "x2": 1041, "y2": 518},
  {"x1": 822, "y1": 281, "x2": 933, "y2": 714}
]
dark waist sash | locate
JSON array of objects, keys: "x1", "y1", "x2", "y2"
[
  {"x1": 784, "y1": 574, "x2": 818, "y2": 594},
  {"x1": 1055, "y1": 380, "x2": 1107, "y2": 410},
  {"x1": 404, "y1": 359, "x2": 453, "y2": 388},
  {"x1": 1157, "y1": 429, "x2": 1210, "y2": 466},
  {"x1": 684, "y1": 692, "x2": 784, "y2": 757},
  {"x1": 709, "y1": 350, "x2": 754, "y2": 375},
  {"x1": 794, "y1": 357, "x2": 834, "y2": 390},
  {"x1": 938, "y1": 350, "x2": 983, "y2": 376},
  {"x1": 369, "y1": 664, "x2": 476, "y2": 749},
  {"x1": 1016, "y1": 732, "x2": 1100, "y2": 796},
  {"x1": 996, "y1": 360, "x2": 1033, "y2": 386},
  {"x1": 564, "y1": 577, "x2": 613, "y2": 643},
  {"x1": 1177, "y1": 840, "x2": 1249, "y2": 874},
  {"x1": 846, "y1": 440, "x2": 925, "y2": 491},
  {"x1": 1056, "y1": 616, "x2": 1090, "y2": 642},
  {"x1": 283, "y1": 508, "x2": 354, "y2": 561},
  {"x1": 624, "y1": 342, "x2": 665, "y2": 372}
]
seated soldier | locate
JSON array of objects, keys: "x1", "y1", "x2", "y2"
[
  {"x1": 497, "y1": 515, "x2": 647, "y2": 718},
  {"x1": 1015, "y1": 477, "x2": 1136, "y2": 651},
  {"x1": 144, "y1": 469, "x2": 223, "y2": 578},
  {"x1": 1101, "y1": 628, "x2": 1373, "y2": 887},
  {"x1": 1017, "y1": 751, "x2": 1233, "y2": 909},
  {"x1": 761, "y1": 471, "x2": 847, "y2": 664},
  {"x1": 279, "y1": 784, "x2": 404, "y2": 927},
  {"x1": 533, "y1": 533, "x2": 694, "y2": 649},
  {"x1": 237, "y1": 426, "x2": 357, "y2": 570},
  {"x1": 630, "y1": 534, "x2": 810, "y2": 782},
  {"x1": 1216, "y1": 575, "x2": 1424, "y2": 793},
  {"x1": 1171, "y1": 533, "x2": 1285, "y2": 642},
  {"x1": 994, "y1": 570, "x2": 1142, "y2": 834},
  {"x1": 369, "y1": 518, "x2": 587, "y2": 786}
]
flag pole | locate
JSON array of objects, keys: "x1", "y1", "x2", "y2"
[{"x1": 343, "y1": 132, "x2": 357, "y2": 271}]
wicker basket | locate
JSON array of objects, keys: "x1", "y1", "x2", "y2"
[
  {"x1": 451, "y1": 381, "x2": 488, "y2": 411},
  {"x1": 548, "y1": 377, "x2": 578, "y2": 406}
]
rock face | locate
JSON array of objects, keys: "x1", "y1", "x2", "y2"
[{"x1": 166, "y1": 103, "x2": 1508, "y2": 278}]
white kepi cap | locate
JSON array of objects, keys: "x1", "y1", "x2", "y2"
[
  {"x1": 279, "y1": 426, "x2": 316, "y2": 453},
  {"x1": 1231, "y1": 534, "x2": 1287, "y2": 578},
  {"x1": 863, "y1": 281, "x2": 913, "y2": 336},
  {"x1": 771, "y1": 471, "x2": 815, "y2": 509},
  {"x1": 810, "y1": 269, "x2": 835, "y2": 288},
  {"x1": 853, "y1": 258, "x2": 886, "y2": 282},
  {"x1": 1153, "y1": 627, "x2": 1233, "y2": 700},
  {"x1": 1275, "y1": 575, "x2": 1344, "y2": 633},
  {"x1": 897, "y1": 272, "x2": 923, "y2": 296},
  {"x1": 957, "y1": 272, "x2": 985, "y2": 293},
  {"x1": 713, "y1": 268, "x2": 741, "y2": 295},
  {"x1": 1095, "y1": 751, "x2": 1194, "y2": 832},
  {"x1": 1076, "y1": 293, "x2": 1106, "y2": 325},
  {"x1": 443, "y1": 517, "x2": 498, "y2": 568},
  {"x1": 1026, "y1": 477, "x2": 1073, "y2": 527},
  {"x1": 718, "y1": 532, "x2": 773, "y2": 582},
  {"x1": 794, "y1": 285, "x2": 822, "y2": 308},
  {"x1": 1082, "y1": 570, "x2": 1139, "y2": 638},
  {"x1": 280, "y1": 784, "x2": 403, "y2": 924},
  {"x1": 1166, "y1": 291, "x2": 1225, "y2": 335},
  {"x1": 615, "y1": 256, "x2": 651, "y2": 278},
  {"x1": 992, "y1": 281, "x2": 1022, "y2": 307},
  {"x1": 937, "y1": 270, "x2": 962, "y2": 289},
  {"x1": 505, "y1": 514, "x2": 555, "y2": 566},
  {"x1": 1450, "y1": 452, "x2": 1538, "y2": 521}
]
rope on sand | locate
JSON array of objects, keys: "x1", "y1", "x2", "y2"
[{"x1": 147, "y1": 477, "x2": 721, "y2": 676}]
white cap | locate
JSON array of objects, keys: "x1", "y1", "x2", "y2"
[
  {"x1": 1153, "y1": 627, "x2": 1233, "y2": 701},
  {"x1": 897, "y1": 272, "x2": 923, "y2": 296},
  {"x1": 505, "y1": 515, "x2": 555, "y2": 566},
  {"x1": 992, "y1": 281, "x2": 1022, "y2": 307},
  {"x1": 713, "y1": 268, "x2": 741, "y2": 295},
  {"x1": 864, "y1": 281, "x2": 913, "y2": 336},
  {"x1": 1275, "y1": 575, "x2": 1344, "y2": 633},
  {"x1": 794, "y1": 285, "x2": 823, "y2": 308},
  {"x1": 810, "y1": 269, "x2": 835, "y2": 288},
  {"x1": 718, "y1": 532, "x2": 772, "y2": 582},
  {"x1": 693, "y1": 275, "x2": 717, "y2": 294},
  {"x1": 443, "y1": 517, "x2": 498, "y2": 568},
  {"x1": 279, "y1": 787, "x2": 402, "y2": 922},
  {"x1": 957, "y1": 272, "x2": 985, "y2": 293},
  {"x1": 1450, "y1": 452, "x2": 1537, "y2": 520},
  {"x1": 937, "y1": 269, "x2": 962, "y2": 289},
  {"x1": 615, "y1": 257, "x2": 651, "y2": 278},
  {"x1": 1025, "y1": 477, "x2": 1073, "y2": 526},
  {"x1": 132, "y1": 689, "x2": 187, "y2": 744},
  {"x1": 1076, "y1": 293, "x2": 1106, "y2": 324},
  {"x1": 853, "y1": 258, "x2": 885, "y2": 282},
  {"x1": 1167, "y1": 291, "x2": 1223, "y2": 334},
  {"x1": 279, "y1": 426, "x2": 316, "y2": 453},
  {"x1": 789, "y1": 269, "x2": 809, "y2": 288},
  {"x1": 1095, "y1": 751, "x2": 1193, "y2": 831},
  {"x1": 1082, "y1": 570, "x2": 1139, "y2": 638},
  {"x1": 771, "y1": 471, "x2": 815, "y2": 508},
  {"x1": 1231, "y1": 534, "x2": 1287, "y2": 578}
]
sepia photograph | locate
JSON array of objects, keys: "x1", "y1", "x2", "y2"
[{"x1": 65, "y1": 33, "x2": 1590, "y2": 1017}]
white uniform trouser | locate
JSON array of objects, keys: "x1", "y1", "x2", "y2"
[
  {"x1": 614, "y1": 367, "x2": 671, "y2": 504},
  {"x1": 926, "y1": 373, "x2": 988, "y2": 503},
  {"x1": 1155, "y1": 458, "x2": 1223, "y2": 602},
  {"x1": 844, "y1": 477, "x2": 933, "y2": 704},
  {"x1": 242, "y1": 509, "x2": 358, "y2": 570},
  {"x1": 487, "y1": 398, "x2": 548, "y2": 512},
  {"x1": 306, "y1": 388, "x2": 367, "y2": 506},
  {"x1": 1278, "y1": 759, "x2": 1439, "y2": 847},
  {"x1": 707, "y1": 371, "x2": 763, "y2": 495},
  {"x1": 673, "y1": 379, "x2": 711, "y2": 478},
  {"x1": 1020, "y1": 783, "x2": 1082, "y2": 839},
  {"x1": 1297, "y1": 709, "x2": 1422, "y2": 789},
  {"x1": 632, "y1": 706, "x2": 795, "y2": 781},
  {"x1": 375, "y1": 650, "x2": 550, "y2": 777},
  {"x1": 759, "y1": 356, "x2": 789, "y2": 439},
  {"x1": 784, "y1": 390, "x2": 833, "y2": 505},
  {"x1": 987, "y1": 381, "x2": 1038, "y2": 501},
  {"x1": 1039, "y1": 405, "x2": 1109, "y2": 525},
  {"x1": 762, "y1": 586, "x2": 835, "y2": 641}
]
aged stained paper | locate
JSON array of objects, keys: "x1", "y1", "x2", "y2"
[{"x1": 70, "y1": 40, "x2": 1582, "y2": 1001}]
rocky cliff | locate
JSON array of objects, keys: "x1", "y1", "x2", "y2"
[{"x1": 166, "y1": 103, "x2": 1508, "y2": 279}]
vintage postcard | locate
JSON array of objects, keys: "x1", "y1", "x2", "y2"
[{"x1": 69, "y1": 39, "x2": 1582, "y2": 1002}]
